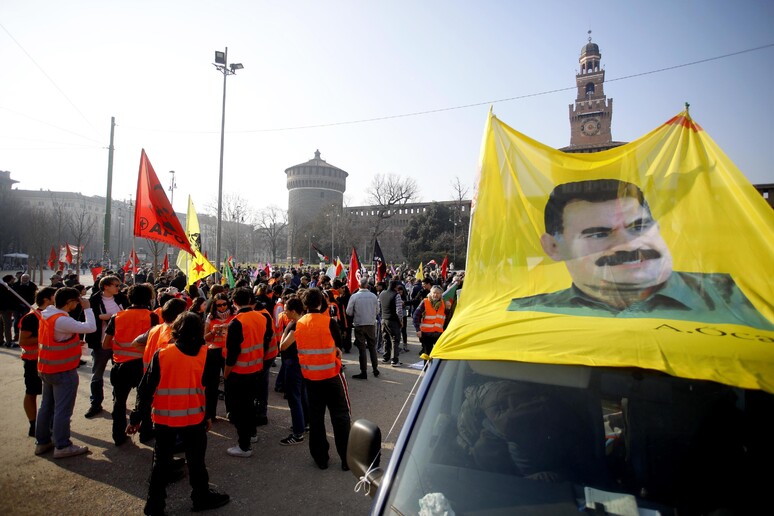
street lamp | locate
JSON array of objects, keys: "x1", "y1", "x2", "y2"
[{"x1": 213, "y1": 47, "x2": 243, "y2": 279}]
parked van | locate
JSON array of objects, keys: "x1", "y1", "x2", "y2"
[{"x1": 348, "y1": 111, "x2": 774, "y2": 515}]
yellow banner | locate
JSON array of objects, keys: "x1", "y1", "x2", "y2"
[
  {"x1": 176, "y1": 196, "x2": 203, "y2": 279},
  {"x1": 434, "y1": 111, "x2": 774, "y2": 393}
]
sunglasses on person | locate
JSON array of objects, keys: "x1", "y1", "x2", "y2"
[{"x1": 216, "y1": 302, "x2": 229, "y2": 308}]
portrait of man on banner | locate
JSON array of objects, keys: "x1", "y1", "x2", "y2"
[{"x1": 507, "y1": 179, "x2": 773, "y2": 330}]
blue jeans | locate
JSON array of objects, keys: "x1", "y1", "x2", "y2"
[
  {"x1": 36, "y1": 368, "x2": 79, "y2": 448},
  {"x1": 89, "y1": 347, "x2": 113, "y2": 408},
  {"x1": 283, "y1": 358, "x2": 308, "y2": 436}
]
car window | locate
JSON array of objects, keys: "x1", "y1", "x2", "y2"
[{"x1": 382, "y1": 360, "x2": 773, "y2": 515}]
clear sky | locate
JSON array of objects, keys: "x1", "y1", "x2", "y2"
[{"x1": 2, "y1": 0, "x2": 773, "y2": 216}]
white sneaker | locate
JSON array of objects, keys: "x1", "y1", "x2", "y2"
[
  {"x1": 53, "y1": 444, "x2": 89, "y2": 459},
  {"x1": 226, "y1": 446, "x2": 252, "y2": 458}
]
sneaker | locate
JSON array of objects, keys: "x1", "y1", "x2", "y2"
[
  {"x1": 250, "y1": 434, "x2": 259, "y2": 443},
  {"x1": 192, "y1": 490, "x2": 230, "y2": 512},
  {"x1": 279, "y1": 433, "x2": 305, "y2": 446},
  {"x1": 34, "y1": 442, "x2": 54, "y2": 455},
  {"x1": 53, "y1": 444, "x2": 89, "y2": 459},
  {"x1": 226, "y1": 446, "x2": 252, "y2": 458},
  {"x1": 381, "y1": 357, "x2": 391, "y2": 364},
  {"x1": 391, "y1": 360, "x2": 401, "y2": 367},
  {"x1": 402, "y1": 346, "x2": 410, "y2": 352},
  {"x1": 351, "y1": 373, "x2": 367, "y2": 380},
  {"x1": 84, "y1": 406, "x2": 103, "y2": 419},
  {"x1": 373, "y1": 369, "x2": 380, "y2": 378}
]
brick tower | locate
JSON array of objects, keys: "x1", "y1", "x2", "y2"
[{"x1": 561, "y1": 32, "x2": 624, "y2": 153}]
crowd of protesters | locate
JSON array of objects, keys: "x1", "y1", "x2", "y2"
[{"x1": 0, "y1": 261, "x2": 463, "y2": 515}]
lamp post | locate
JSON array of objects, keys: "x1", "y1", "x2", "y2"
[
  {"x1": 168, "y1": 170, "x2": 177, "y2": 208},
  {"x1": 213, "y1": 47, "x2": 243, "y2": 279}
]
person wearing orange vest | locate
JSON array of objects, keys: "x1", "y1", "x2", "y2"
[
  {"x1": 103, "y1": 284, "x2": 159, "y2": 446},
  {"x1": 223, "y1": 287, "x2": 273, "y2": 457},
  {"x1": 128, "y1": 312, "x2": 230, "y2": 515},
  {"x1": 412, "y1": 285, "x2": 449, "y2": 356},
  {"x1": 35, "y1": 287, "x2": 96, "y2": 459},
  {"x1": 18, "y1": 287, "x2": 56, "y2": 437},
  {"x1": 135, "y1": 298, "x2": 187, "y2": 372},
  {"x1": 202, "y1": 293, "x2": 234, "y2": 421},
  {"x1": 281, "y1": 288, "x2": 351, "y2": 470},
  {"x1": 254, "y1": 294, "x2": 277, "y2": 428}
]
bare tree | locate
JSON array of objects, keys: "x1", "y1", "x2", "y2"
[
  {"x1": 20, "y1": 206, "x2": 56, "y2": 283},
  {"x1": 366, "y1": 173, "x2": 419, "y2": 240},
  {"x1": 66, "y1": 200, "x2": 98, "y2": 271},
  {"x1": 254, "y1": 206, "x2": 288, "y2": 264},
  {"x1": 144, "y1": 239, "x2": 164, "y2": 274},
  {"x1": 451, "y1": 176, "x2": 470, "y2": 205}
]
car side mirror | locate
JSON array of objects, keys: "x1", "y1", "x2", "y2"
[{"x1": 347, "y1": 418, "x2": 383, "y2": 497}]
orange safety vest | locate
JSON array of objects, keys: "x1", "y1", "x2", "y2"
[
  {"x1": 112, "y1": 309, "x2": 155, "y2": 363},
  {"x1": 420, "y1": 298, "x2": 445, "y2": 334},
  {"x1": 143, "y1": 323, "x2": 175, "y2": 371},
  {"x1": 259, "y1": 307, "x2": 278, "y2": 361},
  {"x1": 275, "y1": 311, "x2": 290, "y2": 353},
  {"x1": 295, "y1": 312, "x2": 340, "y2": 381},
  {"x1": 207, "y1": 314, "x2": 234, "y2": 350},
  {"x1": 37, "y1": 312, "x2": 82, "y2": 374},
  {"x1": 151, "y1": 344, "x2": 207, "y2": 427},
  {"x1": 19, "y1": 310, "x2": 41, "y2": 361},
  {"x1": 231, "y1": 311, "x2": 266, "y2": 374},
  {"x1": 270, "y1": 302, "x2": 284, "y2": 355}
]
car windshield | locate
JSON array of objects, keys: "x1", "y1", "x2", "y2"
[{"x1": 383, "y1": 360, "x2": 773, "y2": 515}]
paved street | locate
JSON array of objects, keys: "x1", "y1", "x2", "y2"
[{"x1": 0, "y1": 291, "x2": 423, "y2": 515}]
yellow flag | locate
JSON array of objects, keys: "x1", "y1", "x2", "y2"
[
  {"x1": 416, "y1": 262, "x2": 424, "y2": 281},
  {"x1": 434, "y1": 111, "x2": 774, "y2": 394},
  {"x1": 176, "y1": 196, "x2": 202, "y2": 275},
  {"x1": 187, "y1": 250, "x2": 217, "y2": 286}
]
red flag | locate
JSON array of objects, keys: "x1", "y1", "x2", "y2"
[
  {"x1": 440, "y1": 255, "x2": 449, "y2": 280},
  {"x1": 124, "y1": 248, "x2": 140, "y2": 274},
  {"x1": 264, "y1": 262, "x2": 271, "y2": 277},
  {"x1": 347, "y1": 247, "x2": 361, "y2": 293},
  {"x1": 57, "y1": 261, "x2": 65, "y2": 272},
  {"x1": 65, "y1": 243, "x2": 73, "y2": 264},
  {"x1": 134, "y1": 149, "x2": 194, "y2": 255},
  {"x1": 162, "y1": 254, "x2": 169, "y2": 272},
  {"x1": 90, "y1": 267, "x2": 103, "y2": 282},
  {"x1": 47, "y1": 246, "x2": 57, "y2": 269}
]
